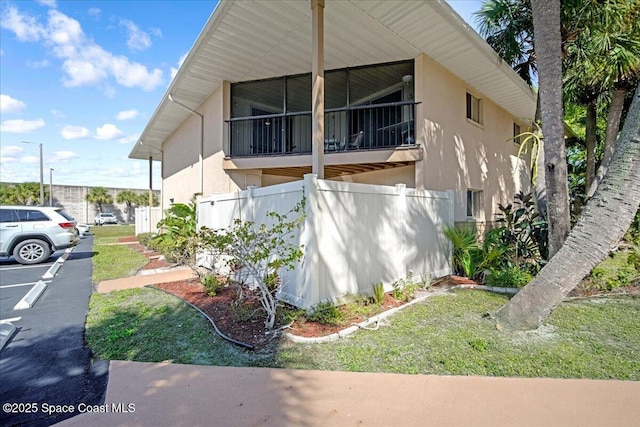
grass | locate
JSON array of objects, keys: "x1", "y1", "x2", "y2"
[
  {"x1": 86, "y1": 288, "x2": 272, "y2": 366},
  {"x1": 85, "y1": 288, "x2": 640, "y2": 380},
  {"x1": 91, "y1": 224, "x2": 148, "y2": 282}
]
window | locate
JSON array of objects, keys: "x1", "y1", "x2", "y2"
[
  {"x1": 17, "y1": 209, "x2": 50, "y2": 222},
  {"x1": 513, "y1": 123, "x2": 522, "y2": 145},
  {"x1": 0, "y1": 209, "x2": 19, "y2": 223},
  {"x1": 466, "y1": 93, "x2": 482, "y2": 124},
  {"x1": 466, "y1": 190, "x2": 482, "y2": 218}
]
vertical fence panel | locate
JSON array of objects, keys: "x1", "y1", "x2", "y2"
[{"x1": 196, "y1": 177, "x2": 452, "y2": 309}]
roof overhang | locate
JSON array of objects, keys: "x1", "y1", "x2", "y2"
[{"x1": 130, "y1": 0, "x2": 536, "y2": 161}]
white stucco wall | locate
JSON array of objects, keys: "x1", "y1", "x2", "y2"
[
  {"x1": 162, "y1": 55, "x2": 531, "y2": 224},
  {"x1": 414, "y1": 54, "x2": 530, "y2": 223}
]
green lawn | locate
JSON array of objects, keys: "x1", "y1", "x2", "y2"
[
  {"x1": 85, "y1": 288, "x2": 640, "y2": 380},
  {"x1": 91, "y1": 224, "x2": 148, "y2": 282}
]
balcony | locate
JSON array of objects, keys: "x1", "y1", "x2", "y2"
[{"x1": 226, "y1": 101, "x2": 418, "y2": 158}]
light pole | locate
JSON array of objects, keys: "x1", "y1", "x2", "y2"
[
  {"x1": 21, "y1": 140, "x2": 44, "y2": 205},
  {"x1": 49, "y1": 168, "x2": 54, "y2": 206}
]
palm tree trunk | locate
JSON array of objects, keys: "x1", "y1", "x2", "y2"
[
  {"x1": 531, "y1": 0, "x2": 571, "y2": 257},
  {"x1": 587, "y1": 87, "x2": 627, "y2": 198},
  {"x1": 496, "y1": 85, "x2": 640, "y2": 331}
]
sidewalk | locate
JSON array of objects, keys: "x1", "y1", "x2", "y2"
[
  {"x1": 59, "y1": 361, "x2": 640, "y2": 426},
  {"x1": 84, "y1": 269, "x2": 640, "y2": 426},
  {"x1": 95, "y1": 267, "x2": 196, "y2": 293}
]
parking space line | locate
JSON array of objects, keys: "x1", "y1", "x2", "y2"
[
  {"x1": 0, "y1": 317, "x2": 22, "y2": 324},
  {"x1": 0, "y1": 264, "x2": 54, "y2": 271},
  {"x1": 0, "y1": 281, "x2": 50, "y2": 289}
]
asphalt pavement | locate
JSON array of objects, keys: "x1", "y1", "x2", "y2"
[{"x1": 0, "y1": 235, "x2": 108, "y2": 427}]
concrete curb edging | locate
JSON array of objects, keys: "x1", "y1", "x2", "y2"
[
  {"x1": 0, "y1": 323, "x2": 18, "y2": 351},
  {"x1": 284, "y1": 285, "x2": 520, "y2": 344},
  {"x1": 284, "y1": 289, "x2": 451, "y2": 344},
  {"x1": 43, "y1": 247, "x2": 74, "y2": 279},
  {"x1": 14, "y1": 280, "x2": 48, "y2": 310}
]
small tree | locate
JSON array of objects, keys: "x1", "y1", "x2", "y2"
[
  {"x1": 86, "y1": 187, "x2": 113, "y2": 213},
  {"x1": 201, "y1": 201, "x2": 305, "y2": 330},
  {"x1": 152, "y1": 195, "x2": 199, "y2": 263}
]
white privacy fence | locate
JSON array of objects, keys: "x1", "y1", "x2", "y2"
[
  {"x1": 198, "y1": 174, "x2": 454, "y2": 309},
  {"x1": 134, "y1": 207, "x2": 162, "y2": 235}
]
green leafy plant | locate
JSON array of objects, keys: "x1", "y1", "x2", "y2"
[
  {"x1": 201, "y1": 274, "x2": 222, "y2": 297},
  {"x1": 486, "y1": 265, "x2": 533, "y2": 288},
  {"x1": 372, "y1": 282, "x2": 385, "y2": 304},
  {"x1": 514, "y1": 122, "x2": 542, "y2": 184},
  {"x1": 494, "y1": 191, "x2": 549, "y2": 268},
  {"x1": 442, "y1": 225, "x2": 483, "y2": 278},
  {"x1": 136, "y1": 232, "x2": 156, "y2": 248},
  {"x1": 391, "y1": 272, "x2": 421, "y2": 302},
  {"x1": 307, "y1": 301, "x2": 344, "y2": 326},
  {"x1": 197, "y1": 199, "x2": 305, "y2": 330},
  {"x1": 152, "y1": 194, "x2": 200, "y2": 264}
]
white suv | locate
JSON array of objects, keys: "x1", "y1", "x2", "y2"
[
  {"x1": 0, "y1": 206, "x2": 80, "y2": 264},
  {"x1": 94, "y1": 212, "x2": 118, "y2": 225}
]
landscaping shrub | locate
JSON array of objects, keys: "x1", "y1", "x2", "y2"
[
  {"x1": 486, "y1": 266, "x2": 533, "y2": 288},
  {"x1": 372, "y1": 282, "x2": 385, "y2": 304},
  {"x1": 391, "y1": 273, "x2": 422, "y2": 302},
  {"x1": 201, "y1": 274, "x2": 222, "y2": 297},
  {"x1": 152, "y1": 195, "x2": 199, "y2": 265},
  {"x1": 136, "y1": 232, "x2": 156, "y2": 248},
  {"x1": 307, "y1": 301, "x2": 344, "y2": 326}
]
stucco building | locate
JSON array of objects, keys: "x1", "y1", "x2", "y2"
[{"x1": 129, "y1": 0, "x2": 535, "y2": 230}]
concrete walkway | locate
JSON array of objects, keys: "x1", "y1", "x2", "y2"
[
  {"x1": 96, "y1": 267, "x2": 195, "y2": 293},
  {"x1": 59, "y1": 362, "x2": 640, "y2": 426},
  {"x1": 82, "y1": 269, "x2": 640, "y2": 426}
]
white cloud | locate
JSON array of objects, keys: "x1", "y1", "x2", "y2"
[
  {"x1": 171, "y1": 52, "x2": 188, "y2": 80},
  {"x1": 20, "y1": 155, "x2": 39, "y2": 164},
  {"x1": 0, "y1": 94, "x2": 27, "y2": 113},
  {"x1": 51, "y1": 109, "x2": 66, "y2": 118},
  {"x1": 117, "y1": 133, "x2": 139, "y2": 144},
  {"x1": 37, "y1": 0, "x2": 57, "y2": 8},
  {"x1": 61, "y1": 124, "x2": 90, "y2": 139},
  {"x1": 95, "y1": 123, "x2": 123, "y2": 140},
  {"x1": 120, "y1": 19, "x2": 151, "y2": 52},
  {"x1": 27, "y1": 59, "x2": 50, "y2": 68},
  {"x1": 88, "y1": 8, "x2": 101, "y2": 19},
  {"x1": 0, "y1": 145, "x2": 23, "y2": 157},
  {"x1": 49, "y1": 150, "x2": 77, "y2": 162},
  {"x1": 0, "y1": 118, "x2": 46, "y2": 133},
  {"x1": 1, "y1": 6, "x2": 163, "y2": 92},
  {"x1": 0, "y1": 5, "x2": 46, "y2": 42},
  {"x1": 116, "y1": 109, "x2": 138, "y2": 120}
]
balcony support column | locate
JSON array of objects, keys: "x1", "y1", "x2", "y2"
[{"x1": 311, "y1": 0, "x2": 325, "y2": 179}]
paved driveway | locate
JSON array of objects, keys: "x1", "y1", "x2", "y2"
[{"x1": 0, "y1": 235, "x2": 107, "y2": 426}]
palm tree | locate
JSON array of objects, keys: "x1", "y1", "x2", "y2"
[
  {"x1": 496, "y1": 84, "x2": 640, "y2": 330},
  {"x1": 476, "y1": 0, "x2": 535, "y2": 86},
  {"x1": 85, "y1": 187, "x2": 113, "y2": 213},
  {"x1": 116, "y1": 190, "x2": 139, "y2": 223},
  {"x1": 567, "y1": 1, "x2": 640, "y2": 196},
  {"x1": 8, "y1": 182, "x2": 47, "y2": 205},
  {"x1": 529, "y1": 0, "x2": 571, "y2": 257}
]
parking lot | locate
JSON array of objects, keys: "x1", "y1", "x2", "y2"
[
  {"x1": 0, "y1": 236, "x2": 108, "y2": 426},
  {"x1": 0, "y1": 255, "x2": 63, "y2": 321}
]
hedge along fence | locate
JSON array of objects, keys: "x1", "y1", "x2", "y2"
[{"x1": 197, "y1": 174, "x2": 454, "y2": 309}]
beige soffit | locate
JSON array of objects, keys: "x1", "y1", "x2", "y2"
[{"x1": 130, "y1": 0, "x2": 536, "y2": 161}]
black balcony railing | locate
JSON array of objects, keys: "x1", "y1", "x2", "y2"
[{"x1": 226, "y1": 101, "x2": 418, "y2": 157}]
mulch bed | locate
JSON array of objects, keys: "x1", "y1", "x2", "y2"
[{"x1": 117, "y1": 237, "x2": 172, "y2": 270}]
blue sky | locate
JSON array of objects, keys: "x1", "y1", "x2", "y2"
[{"x1": 1, "y1": 0, "x2": 482, "y2": 190}]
